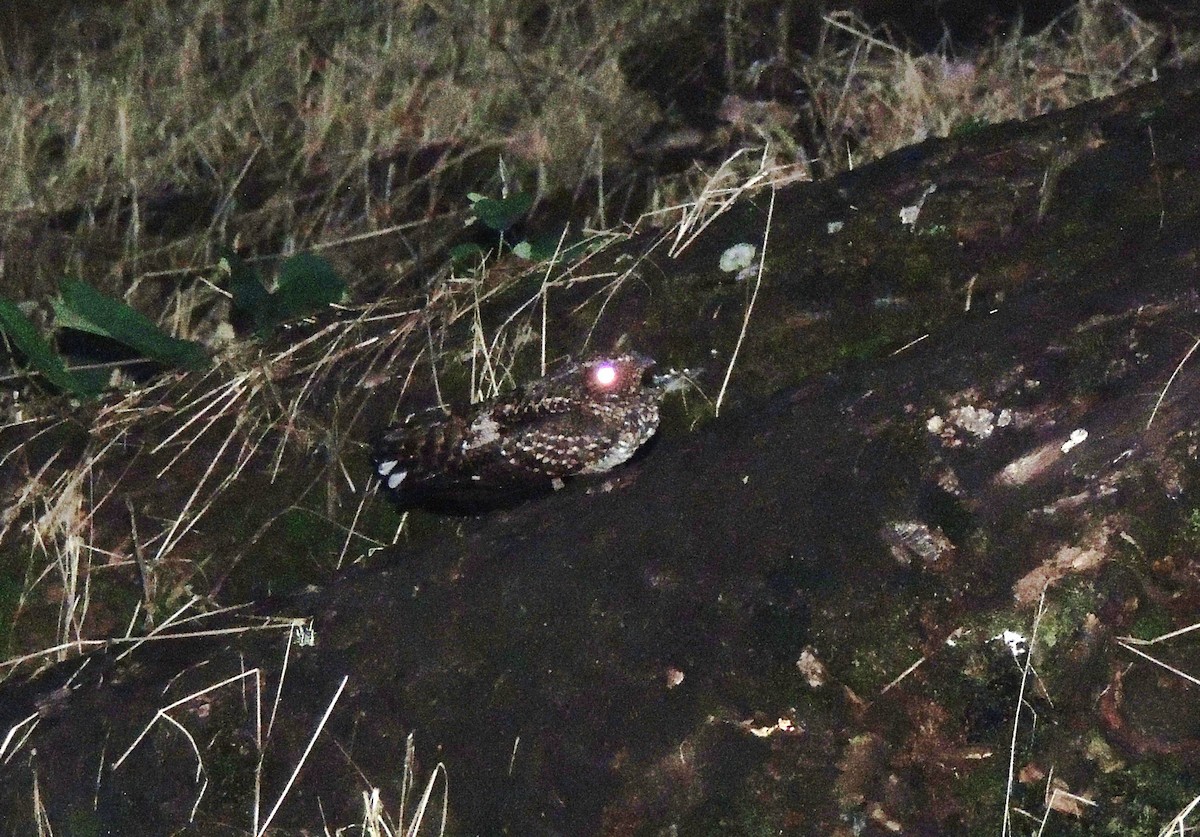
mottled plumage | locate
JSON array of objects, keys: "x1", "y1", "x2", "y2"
[{"x1": 373, "y1": 353, "x2": 664, "y2": 511}]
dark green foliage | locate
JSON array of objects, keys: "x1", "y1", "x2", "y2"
[
  {"x1": 951, "y1": 115, "x2": 990, "y2": 137},
  {"x1": 55, "y1": 279, "x2": 209, "y2": 370},
  {"x1": 449, "y1": 241, "x2": 487, "y2": 264},
  {"x1": 1, "y1": 251, "x2": 348, "y2": 396},
  {"x1": 0, "y1": 298, "x2": 106, "y2": 395},
  {"x1": 226, "y1": 250, "x2": 347, "y2": 333},
  {"x1": 469, "y1": 191, "x2": 532, "y2": 232},
  {"x1": 273, "y1": 253, "x2": 347, "y2": 321},
  {"x1": 452, "y1": 191, "x2": 566, "y2": 265},
  {"x1": 225, "y1": 249, "x2": 270, "y2": 324}
]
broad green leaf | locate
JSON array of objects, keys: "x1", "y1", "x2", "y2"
[
  {"x1": 0, "y1": 298, "x2": 105, "y2": 395},
  {"x1": 471, "y1": 192, "x2": 532, "y2": 232},
  {"x1": 58, "y1": 279, "x2": 208, "y2": 371},
  {"x1": 267, "y1": 253, "x2": 347, "y2": 326},
  {"x1": 525, "y1": 233, "x2": 565, "y2": 262},
  {"x1": 50, "y1": 295, "x2": 114, "y2": 338},
  {"x1": 450, "y1": 242, "x2": 486, "y2": 265}
]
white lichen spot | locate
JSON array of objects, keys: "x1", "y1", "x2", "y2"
[
  {"x1": 743, "y1": 718, "x2": 799, "y2": 738},
  {"x1": 719, "y1": 242, "x2": 756, "y2": 273},
  {"x1": 881, "y1": 521, "x2": 955, "y2": 568},
  {"x1": 948, "y1": 405, "x2": 996, "y2": 439},
  {"x1": 944, "y1": 627, "x2": 966, "y2": 648},
  {"x1": 1061, "y1": 428, "x2": 1088, "y2": 453},
  {"x1": 899, "y1": 183, "x2": 937, "y2": 226},
  {"x1": 795, "y1": 647, "x2": 828, "y2": 688},
  {"x1": 826, "y1": 220, "x2": 844, "y2": 234},
  {"x1": 994, "y1": 630, "x2": 1028, "y2": 659}
]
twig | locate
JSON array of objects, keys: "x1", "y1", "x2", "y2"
[
  {"x1": 257, "y1": 674, "x2": 349, "y2": 836},
  {"x1": 1146, "y1": 335, "x2": 1200, "y2": 430},
  {"x1": 715, "y1": 184, "x2": 776, "y2": 416},
  {"x1": 1002, "y1": 587, "x2": 1048, "y2": 837}
]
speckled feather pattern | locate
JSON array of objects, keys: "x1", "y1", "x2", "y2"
[{"x1": 372, "y1": 353, "x2": 663, "y2": 508}]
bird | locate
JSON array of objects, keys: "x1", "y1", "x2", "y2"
[{"x1": 372, "y1": 352, "x2": 666, "y2": 511}]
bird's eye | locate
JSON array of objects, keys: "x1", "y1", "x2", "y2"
[{"x1": 592, "y1": 363, "x2": 618, "y2": 387}]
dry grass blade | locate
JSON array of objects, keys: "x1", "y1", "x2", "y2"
[
  {"x1": 349, "y1": 732, "x2": 449, "y2": 837},
  {"x1": 715, "y1": 184, "x2": 776, "y2": 416},
  {"x1": 668, "y1": 147, "x2": 762, "y2": 258},
  {"x1": 1160, "y1": 794, "x2": 1200, "y2": 836},
  {"x1": 1119, "y1": 619, "x2": 1200, "y2": 646},
  {"x1": 32, "y1": 768, "x2": 51, "y2": 836},
  {"x1": 152, "y1": 414, "x2": 245, "y2": 563},
  {"x1": 402, "y1": 759, "x2": 448, "y2": 837},
  {"x1": 257, "y1": 674, "x2": 349, "y2": 837},
  {"x1": 0, "y1": 713, "x2": 39, "y2": 765},
  {"x1": 1002, "y1": 587, "x2": 1048, "y2": 837},
  {"x1": 1146, "y1": 334, "x2": 1200, "y2": 430},
  {"x1": 112, "y1": 667, "x2": 262, "y2": 771},
  {"x1": 1117, "y1": 642, "x2": 1200, "y2": 687}
]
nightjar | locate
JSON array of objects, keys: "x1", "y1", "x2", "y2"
[{"x1": 372, "y1": 353, "x2": 665, "y2": 511}]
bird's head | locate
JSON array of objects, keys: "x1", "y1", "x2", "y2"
[{"x1": 577, "y1": 353, "x2": 658, "y2": 397}]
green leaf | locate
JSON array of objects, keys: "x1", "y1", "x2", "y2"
[
  {"x1": 0, "y1": 298, "x2": 105, "y2": 395},
  {"x1": 220, "y1": 251, "x2": 347, "y2": 334},
  {"x1": 50, "y1": 295, "x2": 115, "y2": 338},
  {"x1": 525, "y1": 233, "x2": 565, "y2": 262},
  {"x1": 267, "y1": 253, "x2": 347, "y2": 326},
  {"x1": 222, "y1": 249, "x2": 269, "y2": 323},
  {"x1": 450, "y1": 242, "x2": 486, "y2": 265},
  {"x1": 471, "y1": 192, "x2": 532, "y2": 232},
  {"x1": 58, "y1": 279, "x2": 208, "y2": 371}
]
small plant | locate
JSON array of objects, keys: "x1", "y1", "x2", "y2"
[
  {"x1": 0, "y1": 252, "x2": 349, "y2": 396},
  {"x1": 0, "y1": 278, "x2": 209, "y2": 396},
  {"x1": 0, "y1": 298, "x2": 107, "y2": 396},
  {"x1": 224, "y1": 251, "x2": 348, "y2": 335},
  {"x1": 53, "y1": 279, "x2": 209, "y2": 371},
  {"x1": 451, "y1": 191, "x2": 563, "y2": 264}
]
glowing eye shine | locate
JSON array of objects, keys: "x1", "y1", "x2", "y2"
[{"x1": 593, "y1": 363, "x2": 618, "y2": 387}]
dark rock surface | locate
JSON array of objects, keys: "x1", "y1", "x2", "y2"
[{"x1": 4, "y1": 66, "x2": 1200, "y2": 836}]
